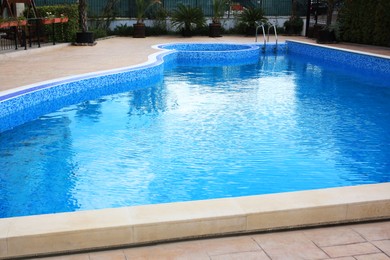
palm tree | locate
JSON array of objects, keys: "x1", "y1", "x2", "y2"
[
  {"x1": 79, "y1": 0, "x2": 88, "y2": 33},
  {"x1": 135, "y1": 0, "x2": 161, "y2": 25},
  {"x1": 75, "y1": 0, "x2": 95, "y2": 44},
  {"x1": 133, "y1": 0, "x2": 161, "y2": 38},
  {"x1": 171, "y1": 4, "x2": 206, "y2": 37}
]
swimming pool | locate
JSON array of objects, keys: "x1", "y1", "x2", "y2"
[{"x1": 0, "y1": 41, "x2": 389, "y2": 219}]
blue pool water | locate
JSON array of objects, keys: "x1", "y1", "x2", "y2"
[{"x1": 0, "y1": 47, "x2": 389, "y2": 218}]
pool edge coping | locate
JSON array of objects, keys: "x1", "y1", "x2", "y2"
[
  {"x1": 286, "y1": 39, "x2": 390, "y2": 60},
  {"x1": 1, "y1": 183, "x2": 389, "y2": 259}
]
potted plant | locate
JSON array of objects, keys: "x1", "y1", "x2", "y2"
[
  {"x1": 284, "y1": 16, "x2": 303, "y2": 35},
  {"x1": 133, "y1": 0, "x2": 161, "y2": 38},
  {"x1": 237, "y1": 7, "x2": 267, "y2": 36},
  {"x1": 75, "y1": 0, "x2": 95, "y2": 45},
  {"x1": 170, "y1": 4, "x2": 206, "y2": 37},
  {"x1": 284, "y1": 0, "x2": 303, "y2": 35},
  {"x1": 209, "y1": 0, "x2": 226, "y2": 37}
]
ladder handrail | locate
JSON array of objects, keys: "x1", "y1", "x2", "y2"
[
  {"x1": 255, "y1": 23, "x2": 266, "y2": 48},
  {"x1": 255, "y1": 22, "x2": 278, "y2": 52},
  {"x1": 267, "y1": 24, "x2": 278, "y2": 48}
]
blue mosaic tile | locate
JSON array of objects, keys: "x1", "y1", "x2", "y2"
[
  {"x1": 159, "y1": 43, "x2": 286, "y2": 66},
  {"x1": 286, "y1": 41, "x2": 390, "y2": 76},
  {"x1": 0, "y1": 61, "x2": 164, "y2": 132}
]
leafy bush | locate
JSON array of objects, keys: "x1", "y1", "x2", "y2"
[
  {"x1": 171, "y1": 4, "x2": 206, "y2": 36},
  {"x1": 284, "y1": 16, "x2": 303, "y2": 35},
  {"x1": 237, "y1": 7, "x2": 267, "y2": 36},
  {"x1": 338, "y1": 0, "x2": 390, "y2": 47},
  {"x1": 112, "y1": 23, "x2": 133, "y2": 36}
]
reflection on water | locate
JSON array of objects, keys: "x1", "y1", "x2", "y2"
[
  {"x1": 0, "y1": 116, "x2": 79, "y2": 217},
  {"x1": 0, "y1": 54, "x2": 389, "y2": 218}
]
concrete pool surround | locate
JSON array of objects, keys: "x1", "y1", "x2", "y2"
[{"x1": 0, "y1": 40, "x2": 389, "y2": 259}]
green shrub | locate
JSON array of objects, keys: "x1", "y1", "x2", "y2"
[
  {"x1": 237, "y1": 7, "x2": 267, "y2": 36},
  {"x1": 339, "y1": 0, "x2": 390, "y2": 47},
  {"x1": 112, "y1": 23, "x2": 133, "y2": 36},
  {"x1": 284, "y1": 16, "x2": 303, "y2": 35},
  {"x1": 92, "y1": 28, "x2": 108, "y2": 39},
  {"x1": 171, "y1": 4, "x2": 206, "y2": 36}
]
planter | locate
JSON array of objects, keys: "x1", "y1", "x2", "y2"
[
  {"x1": 133, "y1": 23, "x2": 145, "y2": 38},
  {"x1": 0, "y1": 22, "x2": 10, "y2": 28},
  {"x1": 209, "y1": 23, "x2": 222, "y2": 37},
  {"x1": 76, "y1": 31, "x2": 95, "y2": 44},
  {"x1": 41, "y1": 18, "x2": 53, "y2": 25},
  {"x1": 8, "y1": 21, "x2": 18, "y2": 27},
  {"x1": 53, "y1": 18, "x2": 62, "y2": 23},
  {"x1": 317, "y1": 29, "x2": 336, "y2": 44},
  {"x1": 18, "y1": 20, "x2": 27, "y2": 26},
  {"x1": 61, "y1": 17, "x2": 69, "y2": 23}
]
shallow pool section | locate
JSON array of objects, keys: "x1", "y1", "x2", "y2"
[
  {"x1": 158, "y1": 42, "x2": 266, "y2": 66},
  {"x1": 0, "y1": 44, "x2": 389, "y2": 218}
]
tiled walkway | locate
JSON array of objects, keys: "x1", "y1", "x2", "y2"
[
  {"x1": 1, "y1": 36, "x2": 389, "y2": 259},
  {"x1": 33, "y1": 221, "x2": 390, "y2": 259}
]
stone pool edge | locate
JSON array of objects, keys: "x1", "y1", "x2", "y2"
[{"x1": 1, "y1": 183, "x2": 389, "y2": 259}]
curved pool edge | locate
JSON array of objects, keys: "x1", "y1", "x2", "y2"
[
  {"x1": 1, "y1": 183, "x2": 389, "y2": 259},
  {"x1": 0, "y1": 47, "x2": 175, "y2": 133},
  {"x1": 0, "y1": 48, "x2": 173, "y2": 102}
]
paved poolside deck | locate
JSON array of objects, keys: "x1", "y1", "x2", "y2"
[
  {"x1": 32, "y1": 220, "x2": 390, "y2": 259},
  {"x1": 1, "y1": 36, "x2": 390, "y2": 259}
]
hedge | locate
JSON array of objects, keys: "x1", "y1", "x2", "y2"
[{"x1": 339, "y1": 0, "x2": 390, "y2": 47}]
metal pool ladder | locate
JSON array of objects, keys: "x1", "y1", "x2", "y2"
[{"x1": 255, "y1": 22, "x2": 278, "y2": 52}]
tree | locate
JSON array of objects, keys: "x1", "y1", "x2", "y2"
[
  {"x1": 326, "y1": 0, "x2": 335, "y2": 26},
  {"x1": 75, "y1": 0, "x2": 95, "y2": 44},
  {"x1": 79, "y1": 0, "x2": 88, "y2": 32}
]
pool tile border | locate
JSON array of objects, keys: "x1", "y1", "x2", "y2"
[
  {"x1": 286, "y1": 40, "x2": 390, "y2": 75},
  {"x1": 0, "y1": 183, "x2": 389, "y2": 259}
]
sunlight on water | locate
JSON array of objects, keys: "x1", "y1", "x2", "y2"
[{"x1": 1, "y1": 54, "x2": 389, "y2": 218}]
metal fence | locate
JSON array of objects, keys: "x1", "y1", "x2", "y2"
[{"x1": 32, "y1": 0, "x2": 309, "y2": 18}]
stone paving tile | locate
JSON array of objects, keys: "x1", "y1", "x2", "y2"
[
  {"x1": 321, "y1": 242, "x2": 381, "y2": 258},
  {"x1": 198, "y1": 236, "x2": 262, "y2": 256},
  {"x1": 354, "y1": 253, "x2": 390, "y2": 260},
  {"x1": 352, "y1": 222, "x2": 390, "y2": 241},
  {"x1": 210, "y1": 250, "x2": 270, "y2": 260},
  {"x1": 123, "y1": 240, "x2": 209, "y2": 260},
  {"x1": 303, "y1": 226, "x2": 366, "y2": 247},
  {"x1": 252, "y1": 230, "x2": 329, "y2": 260},
  {"x1": 372, "y1": 240, "x2": 390, "y2": 256},
  {"x1": 326, "y1": 257, "x2": 355, "y2": 260}
]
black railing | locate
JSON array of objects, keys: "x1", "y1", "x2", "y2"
[{"x1": 0, "y1": 18, "x2": 67, "y2": 52}]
